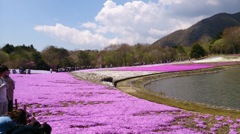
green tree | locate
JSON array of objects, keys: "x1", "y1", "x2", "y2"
[
  {"x1": 0, "y1": 44, "x2": 38, "y2": 68},
  {"x1": 176, "y1": 45, "x2": 188, "y2": 61},
  {"x1": 9, "y1": 47, "x2": 32, "y2": 68},
  {"x1": 209, "y1": 39, "x2": 224, "y2": 54},
  {"x1": 9, "y1": 51, "x2": 29, "y2": 69},
  {"x1": 118, "y1": 43, "x2": 132, "y2": 66},
  {"x1": 132, "y1": 43, "x2": 151, "y2": 64},
  {"x1": 147, "y1": 45, "x2": 163, "y2": 64},
  {"x1": 1, "y1": 44, "x2": 15, "y2": 54},
  {"x1": 41, "y1": 46, "x2": 69, "y2": 69},
  {"x1": 102, "y1": 44, "x2": 119, "y2": 67},
  {"x1": 0, "y1": 50, "x2": 10, "y2": 65},
  {"x1": 32, "y1": 52, "x2": 49, "y2": 70},
  {"x1": 132, "y1": 43, "x2": 145, "y2": 64},
  {"x1": 78, "y1": 51, "x2": 91, "y2": 68},
  {"x1": 162, "y1": 46, "x2": 176, "y2": 62},
  {"x1": 190, "y1": 43, "x2": 207, "y2": 59},
  {"x1": 222, "y1": 26, "x2": 240, "y2": 54}
]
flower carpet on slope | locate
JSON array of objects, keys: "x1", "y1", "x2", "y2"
[
  {"x1": 11, "y1": 73, "x2": 240, "y2": 134},
  {"x1": 73, "y1": 63, "x2": 217, "y2": 84},
  {"x1": 11, "y1": 63, "x2": 240, "y2": 133},
  {"x1": 110, "y1": 64, "x2": 214, "y2": 72}
]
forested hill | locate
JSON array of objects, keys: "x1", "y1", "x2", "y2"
[{"x1": 152, "y1": 12, "x2": 240, "y2": 47}]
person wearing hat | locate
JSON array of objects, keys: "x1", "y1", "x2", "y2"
[{"x1": 0, "y1": 65, "x2": 8, "y2": 116}]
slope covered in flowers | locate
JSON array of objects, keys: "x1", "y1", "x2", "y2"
[
  {"x1": 110, "y1": 63, "x2": 213, "y2": 72},
  {"x1": 12, "y1": 62, "x2": 240, "y2": 133}
]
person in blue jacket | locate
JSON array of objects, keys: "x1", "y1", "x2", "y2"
[
  {"x1": 0, "y1": 109, "x2": 27, "y2": 133},
  {"x1": 0, "y1": 115, "x2": 15, "y2": 133}
]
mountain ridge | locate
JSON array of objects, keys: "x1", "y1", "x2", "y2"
[{"x1": 152, "y1": 12, "x2": 240, "y2": 47}]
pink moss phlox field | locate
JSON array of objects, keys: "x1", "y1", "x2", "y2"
[
  {"x1": 10, "y1": 62, "x2": 240, "y2": 133},
  {"x1": 10, "y1": 73, "x2": 204, "y2": 133},
  {"x1": 111, "y1": 64, "x2": 214, "y2": 72},
  {"x1": 12, "y1": 73, "x2": 183, "y2": 133}
]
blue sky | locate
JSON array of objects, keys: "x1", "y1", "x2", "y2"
[{"x1": 0, "y1": 0, "x2": 239, "y2": 51}]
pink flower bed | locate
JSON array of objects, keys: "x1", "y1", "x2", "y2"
[
  {"x1": 111, "y1": 64, "x2": 214, "y2": 72},
  {"x1": 11, "y1": 63, "x2": 240, "y2": 133},
  {"x1": 12, "y1": 73, "x2": 180, "y2": 133}
]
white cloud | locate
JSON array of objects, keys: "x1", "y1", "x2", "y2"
[
  {"x1": 34, "y1": 0, "x2": 240, "y2": 50},
  {"x1": 94, "y1": 0, "x2": 196, "y2": 44},
  {"x1": 207, "y1": 0, "x2": 220, "y2": 6},
  {"x1": 81, "y1": 22, "x2": 97, "y2": 29},
  {"x1": 34, "y1": 23, "x2": 110, "y2": 49}
]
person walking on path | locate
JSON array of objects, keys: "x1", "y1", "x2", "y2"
[
  {"x1": 0, "y1": 65, "x2": 8, "y2": 116},
  {"x1": 2, "y1": 65, "x2": 15, "y2": 112}
]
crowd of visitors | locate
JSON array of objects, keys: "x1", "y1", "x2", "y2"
[
  {"x1": 13, "y1": 68, "x2": 31, "y2": 74},
  {"x1": 0, "y1": 65, "x2": 52, "y2": 134}
]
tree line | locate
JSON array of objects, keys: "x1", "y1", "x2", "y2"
[{"x1": 0, "y1": 26, "x2": 239, "y2": 71}]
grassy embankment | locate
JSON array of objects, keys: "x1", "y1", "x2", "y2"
[{"x1": 116, "y1": 64, "x2": 240, "y2": 118}]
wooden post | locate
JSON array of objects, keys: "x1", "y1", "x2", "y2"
[
  {"x1": 24, "y1": 105, "x2": 27, "y2": 112},
  {"x1": 15, "y1": 99, "x2": 18, "y2": 110}
]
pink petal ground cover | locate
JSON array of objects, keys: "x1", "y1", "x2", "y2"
[
  {"x1": 10, "y1": 63, "x2": 240, "y2": 134},
  {"x1": 110, "y1": 64, "x2": 214, "y2": 72},
  {"x1": 12, "y1": 73, "x2": 184, "y2": 133},
  {"x1": 109, "y1": 62, "x2": 240, "y2": 72}
]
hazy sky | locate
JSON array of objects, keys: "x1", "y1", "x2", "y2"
[{"x1": 0, "y1": 0, "x2": 239, "y2": 51}]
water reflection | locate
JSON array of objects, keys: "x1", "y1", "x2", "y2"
[{"x1": 145, "y1": 67, "x2": 240, "y2": 109}]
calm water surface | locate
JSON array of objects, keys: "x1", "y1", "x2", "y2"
[{"x1": 145, "y1": 67, "x2": 240, "y2": 109}]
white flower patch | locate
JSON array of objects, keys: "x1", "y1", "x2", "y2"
[
  {"x1": 92, "y1": 70, "x2": 156, "y2": 80},
  {"x1": 73, "y1": 70, "x2": 157, "y2": 87},
  {"x1": 193, "y1": 56, "x2": 240, "y2": 63}
]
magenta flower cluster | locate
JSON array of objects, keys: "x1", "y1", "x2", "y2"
[
  {"x1": 111, "y1": 63, "x2": 213, "y2": 72},
  {"x1": 11, "y1": 63, "x2": 240, "y2": 133}
]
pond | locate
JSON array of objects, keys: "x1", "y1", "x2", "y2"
[{"x1": 145, "y1": 67, "x2": 240, "y2": 110}]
